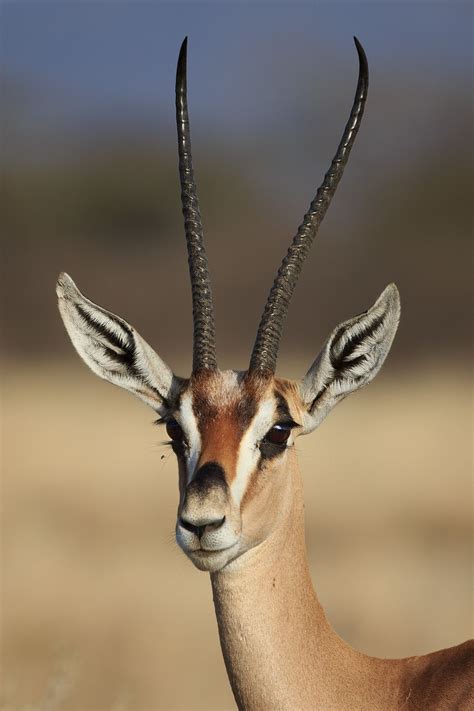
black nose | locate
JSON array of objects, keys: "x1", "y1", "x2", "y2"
[{"x1": 179, "y1": 515, "x2": 226, "y2": 538}]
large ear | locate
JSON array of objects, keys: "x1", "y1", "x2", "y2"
[
  {"x1": 300, "y1": 283, "x2": 400, "y2": 433},
  {"x1": 56, "y1": 273, "x2": 178, "y2": 415}
]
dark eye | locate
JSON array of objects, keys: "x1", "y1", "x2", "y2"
[
  {"x1": 264, "y1": 423, "x2": 291, "y2": 446},
  {"x1": 166, "y1": 419, "x2": 183, "y2": 442}
]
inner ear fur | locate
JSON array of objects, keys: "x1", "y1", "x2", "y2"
[
  {"x1": 300, "y1": 283, "x2": 400, "y2": 432},
  {"x1": 57, "y1": 272, "x2": 179, "y2": 414}
]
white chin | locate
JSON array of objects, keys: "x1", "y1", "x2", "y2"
[{"x1": 186, "y1": 546, "x2": 240, "y2": 572}]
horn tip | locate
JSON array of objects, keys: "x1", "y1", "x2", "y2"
[
  {"x1": 179, "y1": 36, "x2": 188, "y2": 61},
  {"x1": 353, "y1": 36, "x2": 368, "y2": 76},
  {"x1": 176, "y1": 37, "x2": 188, "y2": 91}
]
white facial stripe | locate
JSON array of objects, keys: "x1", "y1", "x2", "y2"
[
  {"x1": 231, "y1": 394, "x2": 276, "y2": 505},
  {"x1": 179, "y1": 391, "x2": 201, "y2": 483}
]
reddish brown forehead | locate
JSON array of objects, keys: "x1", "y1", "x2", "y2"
[
  {"x1": 186, "y1": 371, "x2": 303, "y2": 427},
  {"x1": 189, "y1": 371, "x2": 266, "y2": 419}
]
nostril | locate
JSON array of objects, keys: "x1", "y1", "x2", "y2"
[
  {"x1": 179, "y1": 515, "x2": 226, "y2": 537},
  {"x1": 179, "y1": 518, "x2": 202, "y2": 536},
  {"x1": 208, "y1": 516, "x2": 226, "y2": 531}
]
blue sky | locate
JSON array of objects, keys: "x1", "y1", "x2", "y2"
[{"x1": 2, "y1": 1, "x2": 471, "y2": 132}]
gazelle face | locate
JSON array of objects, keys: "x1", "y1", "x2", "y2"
[
  {"x1": 57, "y1": 272, "x2": 400, "y2": 573},
  {"x1": 56, "y1": 40, "x2": 401, "y2": 575},
  {"x1": 167, "y1": 371, "x2": 303, "y2": 571}
]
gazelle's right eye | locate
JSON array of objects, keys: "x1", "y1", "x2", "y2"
[
  {"x1": 263, "y1": 423, "x2": 292, "y2": 446},
  {"x1": 166, "y1": 419, "x2": 184, "y2": 442}
]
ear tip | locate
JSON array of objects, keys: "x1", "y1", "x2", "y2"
[
  {"x1": 56, "y1": 272, "x2": 76, "y2": 298},
  {"x1": 381, "y1": 282, "x2": 401, "y2": 309}
]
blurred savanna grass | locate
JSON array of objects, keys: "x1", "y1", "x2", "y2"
[{"x1": 3, "y1": 363, "x2": 471, "y2": 710}]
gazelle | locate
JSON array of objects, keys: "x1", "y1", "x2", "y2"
[{"x1": 57, "y1": 38, "x2": 472, "y2": 711}]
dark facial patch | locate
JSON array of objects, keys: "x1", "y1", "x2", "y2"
[
  {"x1": 258, "y1": 438, "x2": 288, "y2": 461},
  {"x1": 181, "y1": 461, "x2": 229, "y2": 523},
  {"x1": 170, "y1": 439, "x2": 185, "y2": 457},
  {"x1": 188, "y1": 461, "x2": 228, "y2": 497}
]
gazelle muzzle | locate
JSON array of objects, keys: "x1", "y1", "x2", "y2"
[{"x1": 176, "y1": 462, "x2": 242, "y2": 569}]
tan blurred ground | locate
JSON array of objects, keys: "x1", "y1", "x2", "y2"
[{"x1": 2, "y1": 360, "x2": 472, "y2": 711}]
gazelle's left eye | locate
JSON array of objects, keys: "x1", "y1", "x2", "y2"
[
  {"x1": 263, "y1": 423, "x2": 292, "y2": 445},
  {"x1": 166, "y1": 419, "x2": 184, "y2": 442}
]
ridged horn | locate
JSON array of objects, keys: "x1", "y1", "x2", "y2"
[
  {"x1": 176, "y1": 37, "x2": 217, "y2": 372},
  {"x1": 248, "y1": 37, "x2": 369, "y2": 375}
]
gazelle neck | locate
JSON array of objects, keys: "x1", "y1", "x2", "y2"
[{"x1": 210, "y1": 449, "x2": 401, "y2": 711}]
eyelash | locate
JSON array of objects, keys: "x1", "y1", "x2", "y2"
[{"x1": 155, "y1": 418, "x2": 187, "y2": 454}]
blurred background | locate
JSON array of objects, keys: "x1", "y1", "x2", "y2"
[{"x1": 1, "y1": 2, "x2": 472, "y2": 710}]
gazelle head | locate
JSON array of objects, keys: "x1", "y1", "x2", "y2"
[{"x1": 57, "y1": 38, "x2": 400, "y2": 573}]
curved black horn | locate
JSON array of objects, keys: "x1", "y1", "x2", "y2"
[
  {"x1": 248, "y1": 38, "x2": 369, "y2": 375},
  {"x1": 176, "y1": 37, "x2": 217, "y2": 372}
]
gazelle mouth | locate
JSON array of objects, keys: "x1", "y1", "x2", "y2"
[
  {"x1": 193, "y1": 545, "x2": 235, "y2": 555},
  {"x1": 184, "y1": 540, "x2": 242, "y2": 572}
]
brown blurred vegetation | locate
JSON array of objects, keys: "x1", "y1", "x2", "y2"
[{"x1": 1, "y1": 70, "x2": 472, "y2": 370}]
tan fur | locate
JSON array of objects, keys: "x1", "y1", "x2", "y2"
[
  {"x1": 212, "y1": 447, "x2": 474, "y2": 711},
  {"x1": 274, "y1": 376, "x2": 307, "y2": 423}
]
